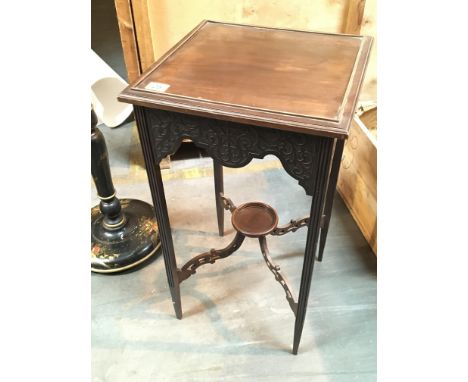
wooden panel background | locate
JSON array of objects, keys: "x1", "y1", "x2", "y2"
[
  {"x1": 114, "y1": 0, "x2": 141, "y2": 83},
  {"x1": 337, "y1": 115, "x2": 377, "y2": 254},
  {"x1": 354, "y1": 0, "x2": 376, "y2": 102},
  {"x1": 131, "y1": 0, "x2": 155, "y2": 72}
]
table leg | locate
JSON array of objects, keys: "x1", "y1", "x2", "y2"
[
  {"x1": 213, "y1": 160, "x2": 224, "y2": 236},
  {"x1": 293, "y1": 139, "x2": 333, "y2": 354},
  {"x1": 317, "y1": 139, "x2": 345, "y2": 262},
  {"x1": 134, "y1": 107, "x2": 182, "y2": 319}
]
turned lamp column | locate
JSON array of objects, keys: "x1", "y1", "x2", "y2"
[
  {"x1": 91, "y1": 111, "x2": 126, "y2": 229},
  {"x1": 91, "y1": 109, "x2": 160, "y2": 273}
]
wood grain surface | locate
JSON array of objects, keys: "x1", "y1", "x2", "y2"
[
  {"x1": 114, "y1": 0, "x2": 141, "y2": 83},
  {"x1": 119, "y1": 21, "x2": 372, "y2": 138},
  {"x1": 337, "y1": 115, "x2": 377, "y2": 254},
  {"x1": 131, "y1": 0, "x2": 155, "y2": 72},
  {"x1": 138, "y1": 22, "x2": 360, "y2": 121}
]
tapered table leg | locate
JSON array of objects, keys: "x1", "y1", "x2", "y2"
[
  {"x1": 213, "y1": 160, "x2": 224, "y2": 236},
  {"x1": 317, "y1": 139, "x2": 345, "y2": 262},
  {"x1": 293, "y1": 139, "x2": 333, "y2": 354},
  {"x1": 134, "y1": 107, "x2": 182, "y2": 319},
  {"x1": 149, "y1": 164, "x2": 182, "y2": 319}
]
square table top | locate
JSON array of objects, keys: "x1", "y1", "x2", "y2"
[{"x1": 119, "y1": 20, "x2": 372, "y2": 138}]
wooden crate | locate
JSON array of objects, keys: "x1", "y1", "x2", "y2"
[{"x1": 337, "y1": 108, "x2": 377, "y2": 254}]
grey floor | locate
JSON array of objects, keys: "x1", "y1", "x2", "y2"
[{"x1": 91, "y1": 122, "x2": 377, "y2": 382}]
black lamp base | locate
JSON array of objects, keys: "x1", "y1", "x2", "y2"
[{"x1": 91, "y1": 199, "x2": 160, "y2": 273}]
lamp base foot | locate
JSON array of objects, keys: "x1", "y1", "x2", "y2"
[{"x1": 91, "y1": 199, "x2": 160, "y2": 273}]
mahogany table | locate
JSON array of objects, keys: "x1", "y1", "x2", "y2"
[{"x1": 119, "y1": 20, "x2": 372, "y2": 354}]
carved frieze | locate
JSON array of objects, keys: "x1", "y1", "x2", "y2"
[{"x1": 144, "y1": 109, "x2": 325, "y2": 195}]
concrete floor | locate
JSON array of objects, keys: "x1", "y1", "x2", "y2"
[{"x1": 91, "y1": 122, "x2": 377, "y2": 381}]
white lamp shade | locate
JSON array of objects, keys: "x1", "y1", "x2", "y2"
[{"x1": 91, "y1": 50, "x2": 132, "y2": 128}]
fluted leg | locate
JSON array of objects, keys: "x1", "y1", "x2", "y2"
[
  {"x1": 317, "y1": 139, "x2": 345, "y2": 262},
  {"x1": 213, "y1": 159, "x2": 224, "y2": 236},
  {"x1": 134, "y1": 107, "x2": 182, "y2": 319},
  {"x1": 293, "y1": 138, "x2": 333, "y2": 354}
]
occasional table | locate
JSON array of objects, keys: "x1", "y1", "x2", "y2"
[{"x1": 119, "y1": 20, "x2": 372, "y2": 354}]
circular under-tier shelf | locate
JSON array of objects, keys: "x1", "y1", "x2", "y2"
[{"x1": 231, "y1": 202, "x2": 279, "y2": 238}]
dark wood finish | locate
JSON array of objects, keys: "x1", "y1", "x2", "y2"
[
  {"x1": 120, "y1": 21, "x2": 371, "y2": 354},
  {"x1": 133, "y1": 106, "x2": 182, "y2": 319},
  {"x1": 293, "y1": 138, "x2": 333, "y2": 354},
  {"x1": 135, "y1": 108, "x2": 326, "y2": 196},
  {"x1": 133, "y1": 106, "x2": 334, "y2": 353},
  {"x1": 138, "y1": 23, "x2": 359, "y2": 120},
  {"x1": 178, "y1": 232, "x2": 245, "y2": 283},
  {"x1": 231, "y1": 202, "x2": 279, "y2": 238},
  {"x1": 213, "y1": 160, "x2": 224, "y2": 236},
  {"x1": 119, "y1": 21, "x2": 372, "y2": 139},
  {"x1": 220, "y1": 194, "x2": 237, "y2": 212},
  {"x1": 176, "y1": 195, "x2": 303, "y2": 317},
  {"x1": 318, "y1": 139, "x2": 345, "y2": 262},
  {"x1": 271, "y1": 217, "x2": 310, "y2": 236},
  {"x1": 259, "y1": 236, "x2": 298, "y2": 316}
]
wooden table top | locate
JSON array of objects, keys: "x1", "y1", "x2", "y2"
[{"x1": 119, "y1": 20, "x2": 372, "y2": 138}]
